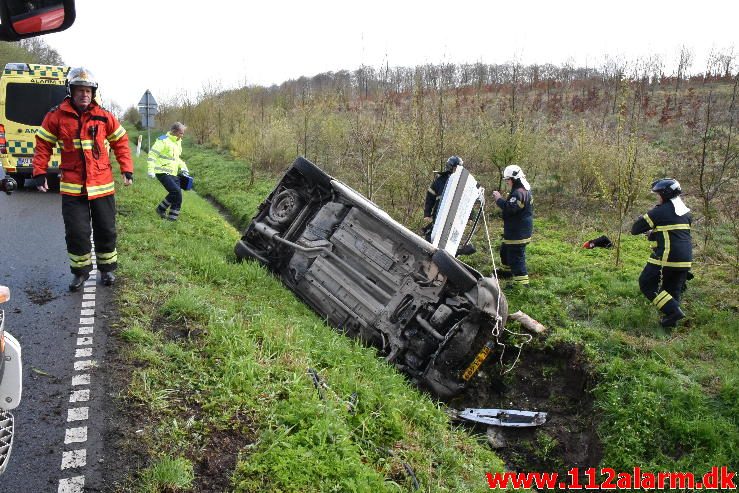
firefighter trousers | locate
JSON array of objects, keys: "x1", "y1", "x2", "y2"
[
  {"x1": 156, "y1": 173, "x2": 182, "y2": 221},
  {"x1": 500, "y1": 243, "x2": 529, "y2": 285},
  {"x1": 62, "y1": 194, "x2": 118, "y2": 275},
  {"x1": 638, "y1": 263, "x2": 687, "y2": 315}
]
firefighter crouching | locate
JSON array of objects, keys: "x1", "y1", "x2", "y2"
[
  {"x1": 492, "y1": 165, "x2": 533, "y2": 287},
  {"x1": 631, "y1": 178, "x2": 692, "y2": 328},
  {"x1": 32, "y1": 67, "x2": 133, "y2": 291},
  {"x1": 148, "y1": 122, "x2": 189, "y2": 221}
]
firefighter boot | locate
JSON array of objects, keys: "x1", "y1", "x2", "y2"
[
  {"x1": 69, "y1": 273, "x2": 90, "y2": 292},
  {"x1": 101, "y1": 271, "x2": 115, "y2": 286},
  {"x1": 660, "y1": 306, "x2": 685, "y2": 328}
]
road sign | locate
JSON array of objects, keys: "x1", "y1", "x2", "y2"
[
  {"x1": 137, "y1": 90, "x2": 158, "y2": 129},
  {"x1": 137, "y1": 90, "x2": 158, "y2": 150}
]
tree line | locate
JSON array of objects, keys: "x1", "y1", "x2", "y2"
[{"x1": 124, "y1": 52, "x2": 739, "y2": 271}]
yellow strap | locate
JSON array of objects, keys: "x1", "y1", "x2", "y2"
[
  {"x1": 502, "y1": 237, "x2": 532, "y2": 245},
  {"x1": 643, "y1": 213, "x2": 655, "y2": 228},
  {"x1": 647, "y1": 258, "x2": 692, "y2": 268},
  {"x1": 654, "y1": 224, "x2": 691, "y2": 231}
]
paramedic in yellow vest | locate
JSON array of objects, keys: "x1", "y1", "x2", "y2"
[{"x1": 148, "y1": 122, "x2": 188, "y2": 221}]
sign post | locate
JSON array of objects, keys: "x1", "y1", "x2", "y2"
[{"x1": 137, "y1": 89, "x2": 158, "y2": 152}]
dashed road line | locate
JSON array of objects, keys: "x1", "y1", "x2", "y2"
[{"x1": 58, "y1": 244, "x2": 104, "y2": 493}]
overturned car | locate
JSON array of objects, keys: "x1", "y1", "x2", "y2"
[{"x1": 235, "y1": 158, "x2": 508, "y2": 398}]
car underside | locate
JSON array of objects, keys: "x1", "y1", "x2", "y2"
[{"x1": 236, "y1": 157, "x2": 508, "y2": 398}]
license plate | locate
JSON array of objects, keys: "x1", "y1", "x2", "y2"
[{"x1": 16, "y1": 157, "x2": 32, "y2": 166}]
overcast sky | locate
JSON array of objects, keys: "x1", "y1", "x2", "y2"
[{"x1": 40, "y1": 0, "x2": 738, "y2": 111}]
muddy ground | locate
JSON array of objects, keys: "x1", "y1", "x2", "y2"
[{"x1": 450, "y1": 339, "x2": 603, "y2": 484}]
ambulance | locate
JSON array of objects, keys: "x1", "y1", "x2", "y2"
[{"x1": 0, "y1": 63, "x2": 69, "y2": 187}]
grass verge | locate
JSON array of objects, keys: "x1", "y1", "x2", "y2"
[{"x1": 113, "y1": 133, "x2": 505, "y2": 492}]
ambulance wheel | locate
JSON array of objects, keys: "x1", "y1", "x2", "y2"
[
  {"x1": 432, "y1": 249, "x2": 477, "y2": 292},
  {"x1": 9, "y1": 175, "x2": 24, "y2": 189},
  {"x1": 293, "y1": 157, "x2": 331, "y2": 188}
]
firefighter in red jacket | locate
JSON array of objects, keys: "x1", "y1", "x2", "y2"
[{"x1": 32, "y1": 67, "x2": 133, "y2": 291}]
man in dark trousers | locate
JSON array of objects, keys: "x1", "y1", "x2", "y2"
[
  {"x1": 423, "y1": 155, "x2": 475, "y2": 255},
  {"x1": 631, "y1": 178, "x2": 692, "y2": 328},
  {"x1": 492, "y1": 165, "x2": 533, "y2": 287},
  {"x1": 33, "y1": 67, "x2": 133, "y2": 291}
]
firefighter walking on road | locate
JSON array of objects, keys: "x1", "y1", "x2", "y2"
[
  {"x1": 631, "y1": 178, "x2": 692, "y2": 328},
  {"x1": 492, "y1": 165, "x2": 533, "y2": 287},
  {"x1": 148, "y1": 122, "x2": 189, "y2": 221},
  {"x1": 32, "y1": 67, "x2": 133, "y2": 291}
]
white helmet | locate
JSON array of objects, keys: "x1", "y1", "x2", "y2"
[
  {"x1": 66, "y1": 67, "x2": 98, "y2": 97},
  {"x1": 503, "y1": 164, "x2": 524, "y2": 180},
  {"x1": 503, "y1": 164, "x2": 531, "y2": 190}
]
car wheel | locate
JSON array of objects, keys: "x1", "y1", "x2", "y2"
[
  {"x1": 8, "y1": 174, "x2": 24, "y2": 189},
  {"x1": 432, "y1": 249, "x2": 477, "y2": 292},
  {"x1": 293, "y1": 157, "x2": 331, "y2": 188},
  {"x1": 269, "y1": 189, "x2": 303, "y2": 225}
]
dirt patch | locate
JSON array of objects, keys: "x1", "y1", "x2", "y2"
[
  {"x1": 193, "y1": 413, "x2": 258, "y2": 492},
  {"x1": 449, "y1": 341, "x2": 602, "y2": 478},
  {"x1": 24, "y1": 285, "x2": 57, "y2": 305},
  {"x1": 151, "y1": 314, "x2": 206, "y2": 341}
]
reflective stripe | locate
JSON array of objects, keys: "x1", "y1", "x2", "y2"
[
  {"x1": 517, "y1": 200, "x2": 525, "y2": 209},
  {"x1": 106, "y1": 125, "x2": 126, "y2": 142},
  {"x1": 96, "y1": 250, "x2": 118, "y2": 264},
  {"x1": 647, "y1": 258, "x2": 692, "y2": 268},
  {"x1": 79, "y1": 139, "x2": 94, "y2": 150},
  {"x1": 427, "y1": 187, "x2": 436, "y2": 196},
  {"x1": 652, "y1": 290, "x2": 673, "y2": 309},
  {"x1": 653, "y1": 224, "x2": 691, "y2": 231},
  {"x1": 149, "y1": 148, "x2": 174, "y2": 161},
  {"x1": 87, "y1": 182, "x2": 115, "y2": 197},
  {"x1": 643, "y1": 213, "x2": 655, "y2": 228},
  {"x1": 37, "y1": 127, "x2": 58, "y2": 143},
  {"x1": 60, "y1": 182, "x2": 83, "y2": 194},
  {"x1": 502, "y1": 237, "x2": 532, "y2": 245},
  {"x1": 512, "y1": 275, "x2": 530, "y2": 284},
  {"x1": 153, "y1": 166, "x2": 172, "y2": 174},
  {"x1": 68, "y1": 252, "x2": 92, "y2": 268},
  {"x1": 73, "y1": 139, "x2": 82, "y2": 149},
  {"x1": 662, "y1": 231, "x2": 671, "y2": 265}
]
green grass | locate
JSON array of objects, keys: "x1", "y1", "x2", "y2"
[
  {"x1": 113, "y1": 129, "x2": 505, "y2": 492},
  {"x1": 116, "y1": 128, "x2": 738, "y2": 490}
]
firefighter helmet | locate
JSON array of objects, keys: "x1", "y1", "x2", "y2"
[
  {"x1": 66, "y1": 67, "x2": 98, "y2": 97},
  {"x1": 503, "y1": 164, "x2": 524, "y2": 180},
  {"x1": 445, "y1": 155, "x2": 463, "y2": 172},
  {"x1": 651, "y1": 178, "x2": 682, "y2": 200}
]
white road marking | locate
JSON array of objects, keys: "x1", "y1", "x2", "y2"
[
  {"x1": 72, "y1": 374, "x2": 90, "y2": 386},
  {"x1": 81, "y1": 301, "x2": 95, "y2": 308},
  {"x1": 67, "y1": 407, "x2": 89, "y2": 422},
  {"x1": 78, "y1": 326, "x2": 93, "y2": 335},
  {"x1": 69, "y1": 389, "x2": 90, "y2": 403},
  {"x1": 83, "y1": 287, "x2": 95, "y2": 293},
  {"x1": 58, "y1": 476, "x2": 85, "y2": 492},
  {"x1": 60, "y1": 449, "x2": 86, "y2": 469},
  {"x1": 77, "y1": 337, "x2": 93, "y2": 346},
  {"x1": 64, "y1": 427, "x2": 88, "y2": 444},
  {"x1": 79, "y1": 317, "x2": 95, "y2": 325},
  {"x1": 80, "y1": 309, "x2": 95, "y2": 316},
  {"x1": 73, "y1": 360, "x2": 95, "y2": 371},
  {"x1": 75, "y1": 348, "x2": 93, "y2": 358},
  {"x1": 82, "y1": 293, "x2": 95, "y2": 300}
]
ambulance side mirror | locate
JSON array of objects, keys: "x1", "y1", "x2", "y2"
[{"x1": 0, "y1": 0, "x2": 76, "y2": 41}]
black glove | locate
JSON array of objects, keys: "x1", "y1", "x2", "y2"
[
  {"x1": 124, "y1": 172, "x2": 133, "y2": 182},
  {"x1": 34, "y1": 174, "x2": 47, "y2": 187}
]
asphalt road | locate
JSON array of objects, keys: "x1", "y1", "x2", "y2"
[{"x1": 0, "y1": 178, "x2": 116, "y2": 492}]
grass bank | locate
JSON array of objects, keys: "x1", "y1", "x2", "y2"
[
  {"x1": 175, "y1": 135, "x2": 738, "y2": 477},
  {"x1": 112, "y1": 133, "x2": 504, "y2": 492}
]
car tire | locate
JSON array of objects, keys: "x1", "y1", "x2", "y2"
[
  {"x1": 268, "y1": 189, "x2": 303, "y2": 225},
  {"x1": 432, "y1": 249, "x2": 477, "y2": 292},
  {"x1": 9, "y1": 174, "x2": 24, "y2": 190},
  {"x1": 293, "y1": 157, "x2": 331, "y2": 188}
]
